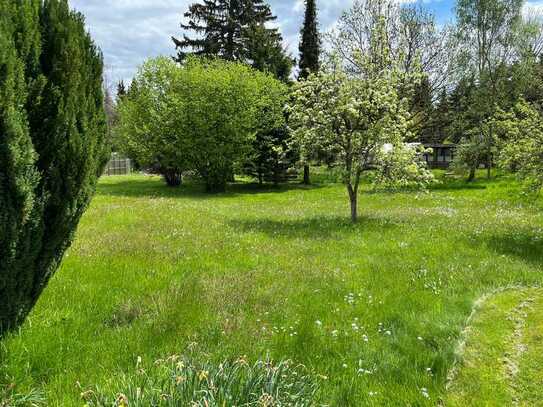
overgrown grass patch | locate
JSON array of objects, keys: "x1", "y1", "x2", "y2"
[{"x1": 0, "y1": 171, "x2": 542, "y2": 405}]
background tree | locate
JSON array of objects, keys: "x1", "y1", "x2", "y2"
[
  {"x1": 116, "y1": 58, "x2": 192, "y2": 187},
  {"x1": 453, "y1": 134, "x2": 490, "y2": 181},
  {"x1": 172, "y1": 0, "x2": 292, "y2": 80},
  {"x1": 327, "y1": 0, "x2": 452, "y2": 92},
  {"x1": 243, "y1": 125, "x2": 296, "y2": 186},
  {"x1": 298, "y1": 0, "x2": 321, "y2": 185},
  {"x1": 117, "y1": 57, "x2": 287, "y2": 192},
  {"x1": 0, "y1": 0, "x2": 108, "y2": 338},
  {"x1": 453, "y1": 0, "x2": 525, "y2": 178},
  {"x1": 243, "y1": 23, "x2": 294, "y2": 83},
  {"x1": 117, "y1": 80, "x2": 127, "y2": 99}
]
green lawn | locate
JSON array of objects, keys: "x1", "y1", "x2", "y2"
[{"x1": 1, "y1": 172, "x2": 542, "y2": 406}]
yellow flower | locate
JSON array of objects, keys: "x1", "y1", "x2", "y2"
[
  {"x1": 116, "y1": 393, "x2": 129, "y2": 407},
  {"x1": 198, "y1": 370, "x2": 209, "y2": 381}
]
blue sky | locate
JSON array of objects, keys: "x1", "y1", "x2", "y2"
[{"x1": 67, "y1": 0, "x2": 536, "y2": 87}]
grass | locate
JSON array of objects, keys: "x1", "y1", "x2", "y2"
[
  {"x1": 446, "y1": 288, "x2": 543, "y2": 406},
  {"x1": 0, "y1": 170, "x2": 542, "y2": 405}
]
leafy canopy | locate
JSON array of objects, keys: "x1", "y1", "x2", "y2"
[
  {"x1": 288, "y1": 18, "x2": 433, "y2": 222},
  {"x1": 117, "y1": 57, "x2": 287, "y2": 192}
]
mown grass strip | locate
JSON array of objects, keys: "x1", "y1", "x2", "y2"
[{"x1": 446, "y1": 288, "x2": 543, "y2": 406}]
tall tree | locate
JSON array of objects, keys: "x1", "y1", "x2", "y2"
[
  {"x1": 327, "y1": 0, "x2": 452, "y2": 93},
  {"x1": 0, "y1": 0, "x2": 108, "y2": 337},
  {"x1": 244, "y1": 23, "x2": 294, "y2": 82},
  {"x1": 298, "y1": 0, "x2": 321, "y2": 185},
  {"x1": 455, "y1": 0, "x2": 524, "y2": 179},
  {"x1": 172, "y1": 0, "x2": 292, "y2": 79},
  {"x1": 298, "y1": 0, "x2": 320, "y2": 80}
]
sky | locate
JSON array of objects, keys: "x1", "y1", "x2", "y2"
[{"x1": 68, "y1": 0, "x2": 542, "y2": 87}]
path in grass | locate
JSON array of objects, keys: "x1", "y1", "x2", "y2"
[{"x1": 446, "y1": 288, "x2": 543, "y2": 406}]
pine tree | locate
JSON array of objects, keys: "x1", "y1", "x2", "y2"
[
  {"x1": 117, "y1": 80, "x2": 127, "y2": 99},
  {"x1": 0, "y1": 0, "x2": 108, "y2": 338},
  {"x1": 244, "y1": 23, "x2": 294, "y2": 82},
  {"x1": 172, "y1": 0, "x2": 291, "y2": 79},
  {"x1": 298, "y1": 0, "x2": 320, "y2": 80}
]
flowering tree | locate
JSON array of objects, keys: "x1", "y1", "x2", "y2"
[
  {"x1": 495, "y1": 99, "x2": 543, "y2": 193},
  {"x1": 289, "y1": 52, "x2": 433, "y2": 221}
]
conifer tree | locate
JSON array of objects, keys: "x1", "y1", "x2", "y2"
[
  {"x1": 0, "y1": 0, "x2": 108, "y2": 338},
  {"x1": 172, "y1": 0, "x2": 292, "y2": 79},
  {"x1": 298, "y1": 0, "x2": 320, "y2": 80},
  {"x1": 298, "y1": 0, "x2": 321, "y2": 184},
  {"x1": 117, "y1": 80, "x2": 127, "y2": 99}
]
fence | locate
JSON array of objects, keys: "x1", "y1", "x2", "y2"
[{"x1": 103, "y1": 153, "x2": 132, "y2": 176}]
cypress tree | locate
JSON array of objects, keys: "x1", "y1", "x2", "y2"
[
  {"x1": 298, "y1": 0, "x2": 321, "y2": 184},
  {"x1": 298, "y1": 0, "x2": 320, "y2": 81},
  {"x1": 0, "y1": 0, "x2": 108, "y2": 338}
]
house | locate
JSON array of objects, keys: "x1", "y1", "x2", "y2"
[{"x1": 423, "y1": 144, "x2": 456, "y2": 169}]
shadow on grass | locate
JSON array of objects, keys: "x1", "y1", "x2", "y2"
[
  {"x1": 97, "y1": 177, "x2": 325, "y2": 200},
  {"x1": 484, "y1": 230, "x2": 543, "y2": 267},
  {"x1": 228, "y1": 215, "x2": 399, "y2": 239},
  {"x1": 429, "y1": 181, "x2": 488, "y2": 191}
]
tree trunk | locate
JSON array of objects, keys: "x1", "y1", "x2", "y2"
[
  {"x1": 468, "y1": 167, "x2": 476, "y2": 182},
  {"x1": 303, "y1": 165, "x2": 310, "y2": 185},
  {"x1": 205, "y1": 176, "x2": 227, "y2": 193},
  {"x1": 347, "y1": 184, "x2": 358, "y2": 223},
  {"x1": 350, "y1": 195, "x2": 358, "y2": 223},
  {"x1": 163, "y1": 169, "x2": 182, "y2": 187},
  {"x1": 486, "y1": 155, "x2": 491, "y2": 179}
]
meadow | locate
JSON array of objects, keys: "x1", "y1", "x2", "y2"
[{"x1": 1, "y1": 171, "x2": 542, "y2": 406}]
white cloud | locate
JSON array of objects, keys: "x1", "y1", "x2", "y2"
[
  {"x1": 524, "y1": 1, "x2": 543, "y2": 17},
  {"x1": 69, "y1": 0, "x2": 445, "y2": 86}
]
